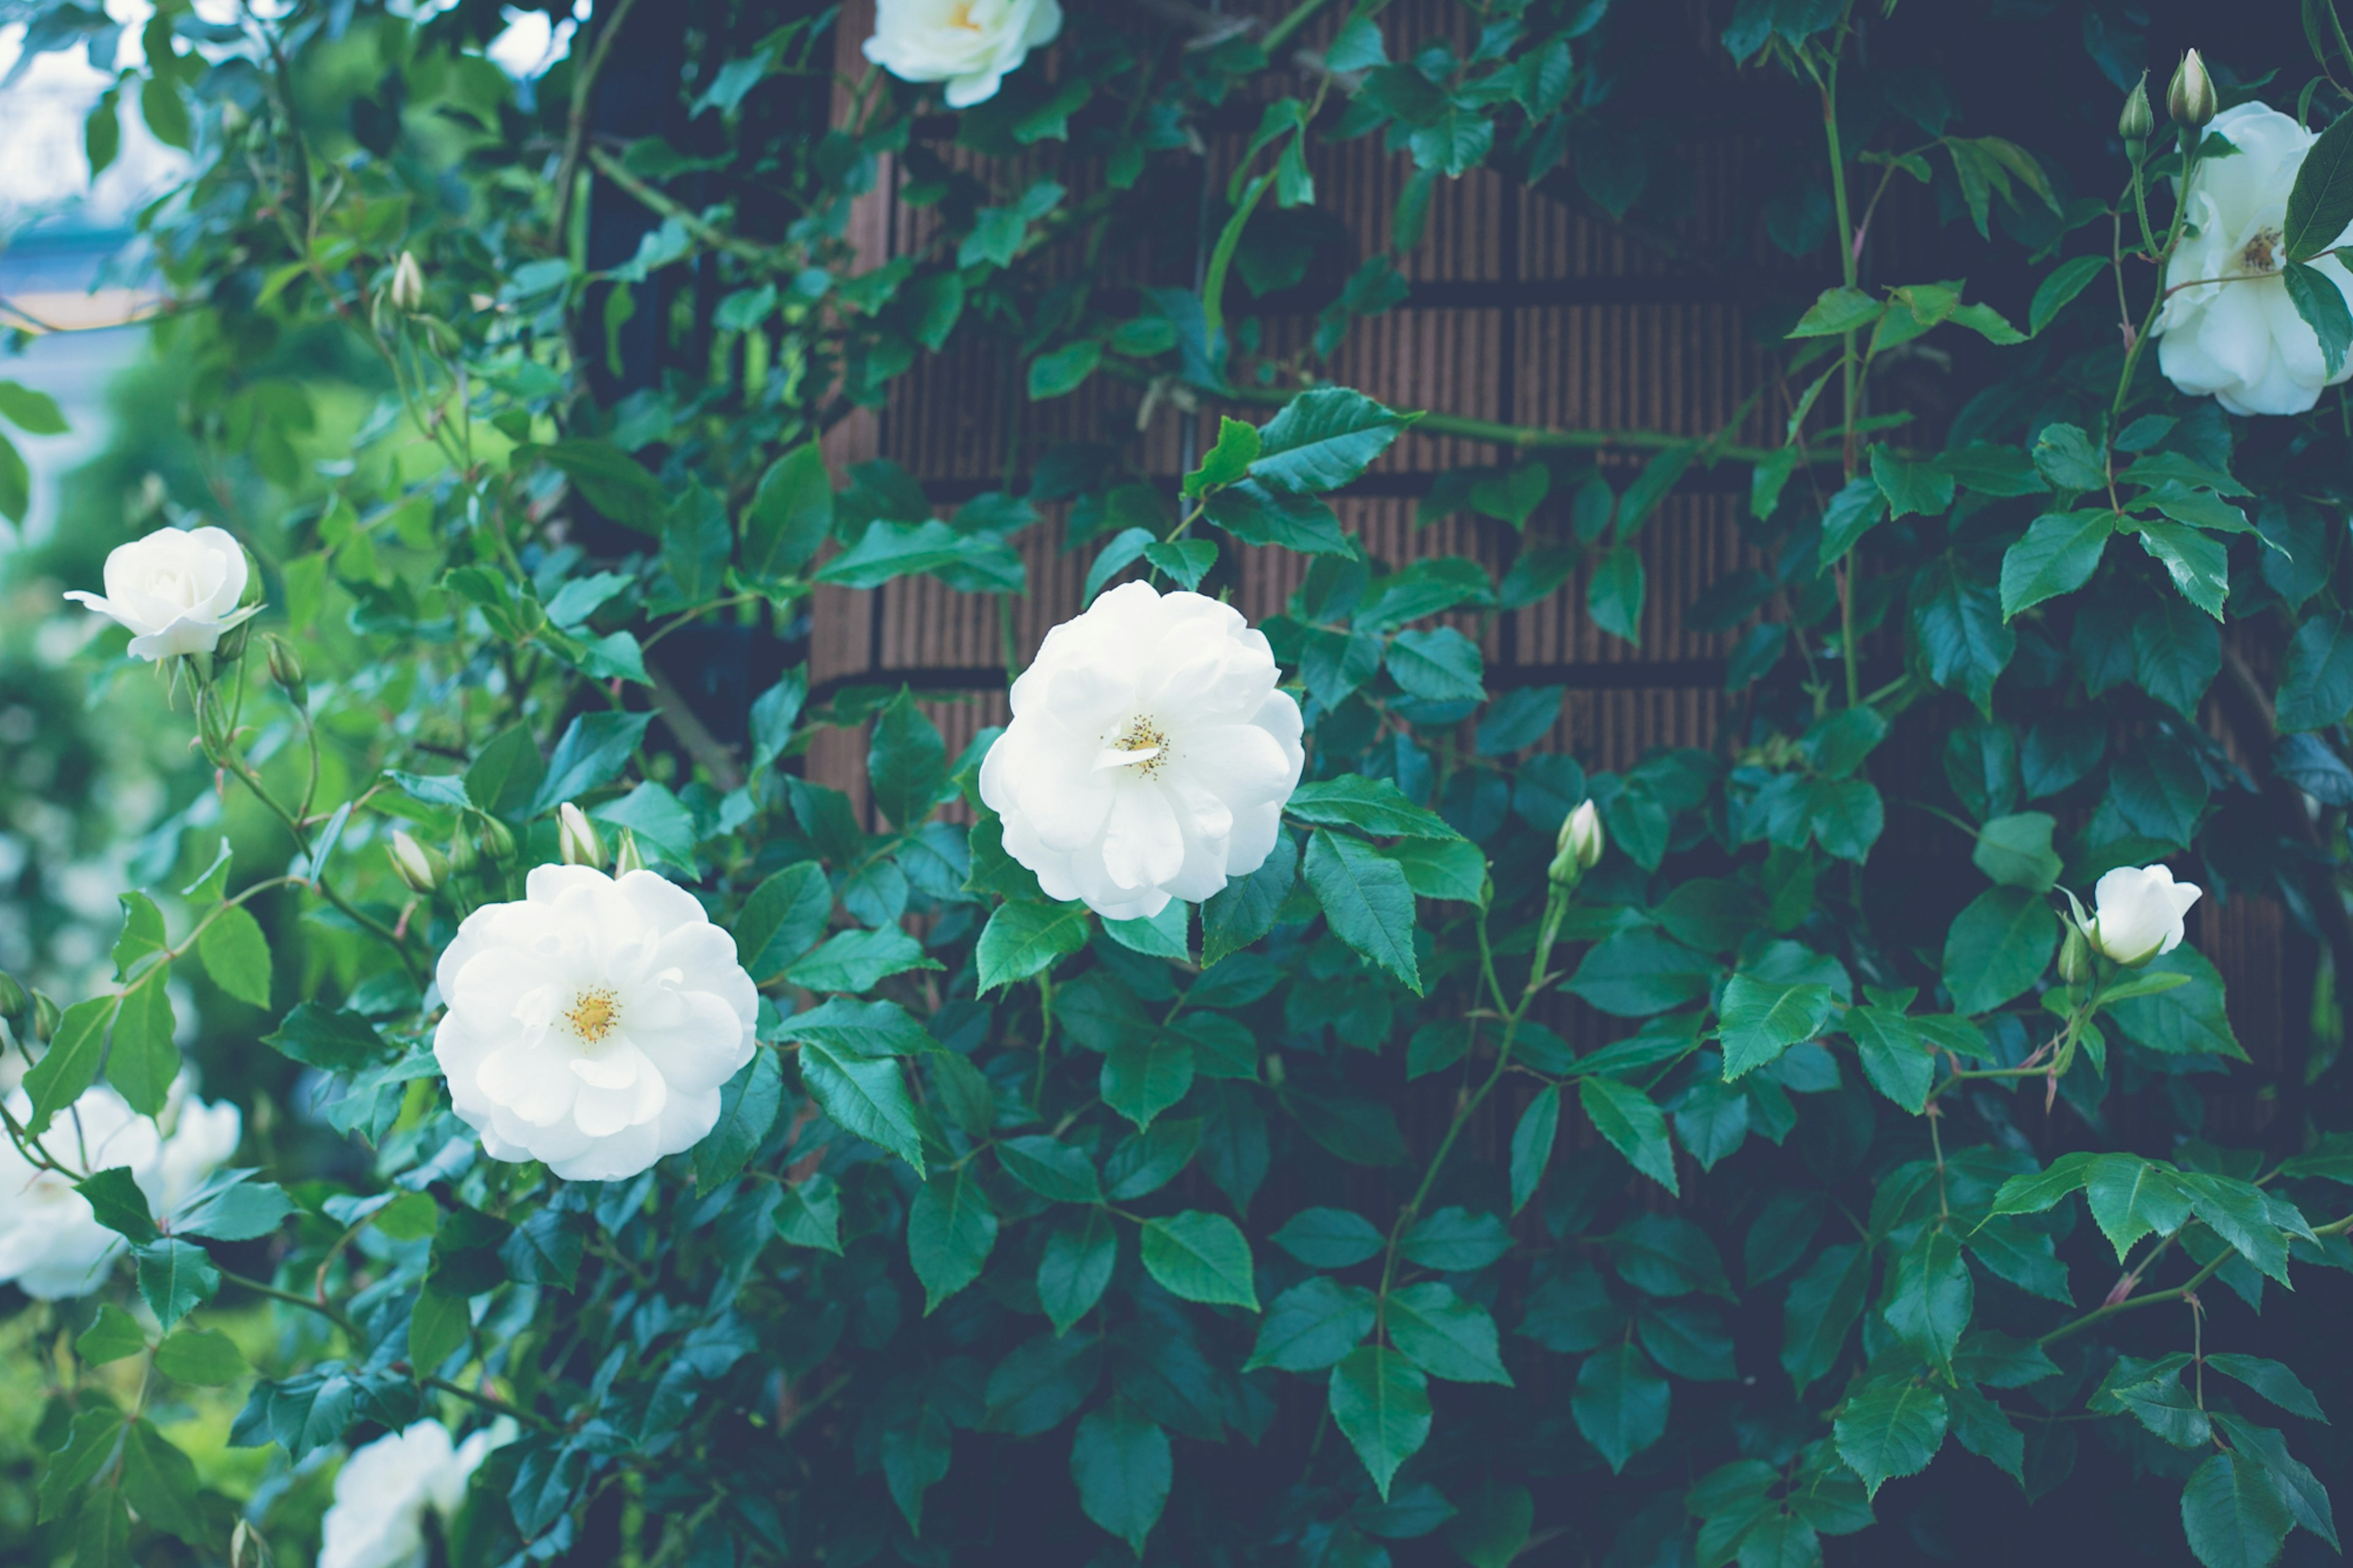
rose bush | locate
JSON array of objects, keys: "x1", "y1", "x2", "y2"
[{"x1": 4, "y1": 6, "x2": 2352, "y2": 1568}]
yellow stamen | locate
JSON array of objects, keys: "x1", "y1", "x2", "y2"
[{"x1": 566, "y1": 987, "x2": 620, "y2": 1044}]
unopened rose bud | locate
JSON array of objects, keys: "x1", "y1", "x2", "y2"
[
  {"x1": 612, "y1": 828, "x2": 645, "y2": 876},
  {"x1": 2082, "y1": 863, "x2": 2203, "y2": 967},
  {"x1": 264, "y1": 634, "x2": 306, "y2": 706},
  {"x1": 558, "y1": 803, "x2": 606, "y2": 868},
  {"x1": 445, "y1": 827, "x2": 479, "y2": 876},
  {"x1": 0, "y1": 971, "x2": 27, "y2": 1031},
  {"x1": 2167, "y1": 49, "x2": 2215, "y2": 130},
  {"x1": 29, "y1": 990, "x2": 59, "y2": 1045},
  {"x1": 477, "y1": 815, "x2": 517, "y2": 863},
  {"x1": 2119, "y1": 74, "x2": 2154, "y2": 161},
  {"x1": 387, "y1": 828, "x2": 448, "y2": 895},
  {"x1": 2057, "y1": 925, "x2": 2090, "y2": 985},
  {"x1": 388, "y1": 251, "x2": 426, "y2": 314},
  {"x1": 1549, "y1": 799, "x2": 1604, "y2": 887}
]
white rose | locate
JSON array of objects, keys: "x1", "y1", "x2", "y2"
[
  {"x1": 978, "y1": 580, "x2": 1305, "y2": 921},
  {"x1": 2153, "y1": 103, "x2": 2353, "y2": 416},
  {"x1": 319, "y1": 1421, "x2": 501, "y2": 1568},
  {"x1": 63, "y1": 525, "x2": 260, "y2": 661},
  {"x1": 863, "y1": 0, "x2": 1064, "y2": 109},
  {"x1": 0, "y1": 1079, "x2": 240, "y2": 1299},
  {"x1": 2082, "y1": 863, "x2": 2203, "y2": 966},
  {"x1": 433, "y1": 865, "x2": 759, "y2": 1182}
]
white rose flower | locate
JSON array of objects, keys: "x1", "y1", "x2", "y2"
[
  {"x1": 433, "y1": 865, "x2": 759, "y2": 1182},
  {"x1": 319, "y1": 1421, "x2": 500, "y2": 1568},
  {"x1": 0, "y1": 1080, "x2": 240, "y2": 1300},
  {"x1": 2153, "y1": 102, "x2": 2353, "y2": 415},
  {"x1": 978, "y1": 581, "x2": 1306, "y2": 921},
  {"x1": 2081, "y1": 863, "x2": 2203, "y2": 966},
  {"x1": 63, "y1": 525, "x2": 260, "y2": 661},
  {"x1": 863, "y1": 0, "x2": 1064, "y2": 109}
]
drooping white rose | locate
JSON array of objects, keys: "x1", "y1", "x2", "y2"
[
  {"x1": 433, "y1": 865, "x2": 759, "y2": 1182},
  {"x1": 979, "y1": 581, "x2": 1306, "y2": 921},
  {"x1": 63, "y1": 525, "x2": 260, "y2": 661},
  {"x1": 2153, "y1": 103, "x2": 2353, "y2": 416},
  {"x1": 319, "y1": 1421, "x2": 501, "y2": 1568},
  {"x1": 0, "y1": 1080, "x2": 241, "y2": 1300},
  {"x1": 2082, "y1": 863, "x2": 2203, "y2": 966},
  {"x1": 863, "y1": 0, "x2": 1063, "y2": 109}
]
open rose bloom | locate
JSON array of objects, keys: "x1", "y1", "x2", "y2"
[
  {"x1": 64, "y1": 524, "x2": 260, "y2": 660},
  {"x1": 433, "y1": 866, "x2": 758, "y2": 1181},
  {"x1": 979, "y1": 581, "x2": 1305, "y2": 921},
  {"x1": 863, "y1": 0, "x2": 1063, "y2": 108},
  {"x1": 2153, "y1": 102, "x2": 2353, "y2": 415},
  {"x1": 319, "y1": 1421, "x2": 501, "y2": 1568}
]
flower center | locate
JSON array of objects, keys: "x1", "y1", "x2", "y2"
[
  {"x1": 565, "y1": 987, "x2": 621, "y2": 1045},
  {"x1": 2241, "y1": 226, "x2": 2284, "y2": 273},
  {"x1": 947, "y1": 1, "x2": 980, "y2": 29},
  {"x1": 1099, "y1": 717, "x2": 1172, "y2": 778}
]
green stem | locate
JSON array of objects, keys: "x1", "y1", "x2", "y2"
[
  {"x1": 1262, "y1": 0, "x2": 1336, "y2": 53},
  {"x1": 2037, "y1": 1248, "x2": 2229, "y2": 1349},
  {"x1": 1816, "y1": 37, "x2": 1862, "y2": 709}
]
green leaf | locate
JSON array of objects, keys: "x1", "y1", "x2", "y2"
[
  {"x1": 135, "y1": 1240, "x2": 219, "y2": 1332},
  {"x1": 1789, "y1": 286, "x2": 1881, "y2": 338},
  {"x1": 1271, "y1": 1207, "x2": 1385, "y2": 1268},
  {"x1": 816, "y1": 520, "x2": 1025, "y2": 593},
  {"x1": 1386, "y1": 625, "x2": 1487, "y2": 703},
  {"x1": 1573, "y1": 1343, "x2": 1670, "y2": 1473},
  {"x1": 743, "y1": 442, "x2": 833, "y2": 579},
  {"x1": 1818, "y1": 475, "x2": 1887, "y2": 567},
  {"x1": 1204, "y1": 481, "x2": 1356, "y2": 555},
  {"x1": 1303, "y1": 830, "x2": 1423, "y2": 994},
  {"x1": 1911, "y1": 555, "x2": 2015, "y2": 716},
  {"x1": 1564, "y1": 929, "x2": 1713, "y2": 1017},
  {"x1": 154, "y1": 1327, "x2": 248, "y2": 1386},
  {"x1": 998, "y1": 1135, "x2": 1103, "y2": 1203},
  {"x1": 1578, "y1": 1076, "x2": 1680, "y2": 1195},
  {"x1": 75, "y1": 1303, "x2": 147, "y2": 1366},
  {"x1": 774, "y1": 1172, "x2": 843, "y2": 1253},
  {"x1": 2136, "y1": 592, "x2": 2222, "y2": 717},
  {"x1": 2204, "y1": 1355, "x2": 2327, "y2": 1423},
  {"x1": 870, "y1": 691, "x2": 949, "y2": 829},
  {"x1": 1782, "y1": 1244, "x2": 1870, "y2": 1396},
  {"x1": 1847, "y1": 1006, "x2": 1934, "y2": 1113},
  {"x1": 1401, "y1": 1206, "x2": 1512, "y2": 1271},
  {"x1": 1386, "y1": 1282, "x2": 1511, "y2": 1385},
  {"x1": 1988, "y1": 1151, "x2": 2098, "y2": 1214},
  {"x1": 1941, "y1": 885, "x2": 2055, "y2": 1015},
  {"x1": 538, "y1": 437, "x2": 668, "y2": 532},
  {"x1": 908, "y1": 1168, "x2": 998, "y2": 1313},
  {"x1": 2180, "y1": 1452, "x2": 2294, "y2": 1568},
  {"x1": 787, "y1": 925, "x2": 942, "y2": 993},
  {"x1": 1945, "y1": 1385, "x2": 2025, "y2": 1482},
  {"x1": 2084, "y1": 1154, "x2": 2194, "y2": 1259},
  {"x1": 1145, "y1": 537, "x2": 1217, "y2": 589},
  {"x1": 1329, "y1": 1346, "x2": 1432, "y2": 1500},
  {"x1": 107, "y1": 978, "x2": 177, "y2": 1117},
  {"x1": 1834, "y1": 1378, "x2": 1949, "y2": 1497},
  {"x1": 39, "y1": 1405, "x2": 124, "y2": 1524},
  {"x1": 1586, "y1": 546, "x2": 1645, "y2": 643},
  {"x1": 1039, "y1": 1208, "x2": 1117, "y2": 1335},
  {"x1": 1202, "y1": 831, "x2": 1298, "y2": 966},
  {"x1": 2000, "y1": 510, "x2": 2114, "y2": 618},
  {"x1": 737, "y1": 862, "x2": 834, "y2": 978},
  {"x1": 1184, "y1": 416, "x2": 1262, "y2": 496},
  {"x1": 2286, "y1": 107, "x2": 2353, "y2": 261},
  {"x1": 1509, "y1": 1087, "x2": 1561, "y2": 1215},
  {"x1": 407, "y1": 1286, "x2": 472, "y2": 1375},
  {"x1": 1286, "y1": 776, "x2": 1463, "y2": 840},
  {"x1": 2210, "y1": 1414, "x2": 2340, "y2": 1551},
  {"x1": 693, "y1": 1050, "x2": 784, "y2": 1194},
  {"x1": 75, "y1": 1167, "x2": 157, "y2": 1243},
  {"x1": 1070, "y1": 1404, "x2": 1171, "y2": 1555},
  {"x1": 773, "y1": 997, "x2": 936, "y2": 1058},
  {"x1": 172, "y1": 1172, "x2": 292, "y2": 1241},
  {"x1": 977, "y1": 901, "x2": 1091, "y2": 993},
  {"x1": 1871, "y1": 444, "x2": 1955, "y2": 519},
  {"x1": 1882, "y1": 1229, "x2": 1972, "y2": 1371},
  {"x1": 1028, "y1": 339, "x2": 1102, "y2": 400},
  {"x1": 1718, "y1": 975, "x2": 1834, "y2": 1079},
  {"x1": 2136, "y1": 520, "x2": 2230, "y2": 618},
  {"x1": 1973, "y1": 812, "x2": 2062, "y2": 890},
  {"x1": 112, "y1": 891, "x2": 166, "y2": 981},
  {"x1": 2277, "y1": 613, "x2": 2353, "y2": 732},
  {"x1": 1250, "y1": 387, "x2": 1412, "y2": 493},
  {"x1": 1102, "y1": 1032, "x2": 1195, "y2": 1131},
  {"x1": 0, "y1": 379, "x2": 68, "y2": 434},
  {"x1": 119, "y1": 1417, "x2": 205, "y2": 1546},
  {"x1": 190, "y1": 905, "x2": 271, "y2": 1009},
  {"x1": 1140, "y1": 1210, "x2": 1257, "y2": 1308},
  {"x1": 2029, "y1": 254, "x2": 2109, "y2": 335},
  {"x1": 1247, "y1": 1277, "x2": 1377, "y2": 1373},
  {"x1": 798, "y1": 1040, "x2": 926, "y2": 1170},
  {"x1": 1380, "y1": 836, "x2": 1487, "y2": 901},
  {"x1": 529, "y1": 710, "x2": 653, "y2": 816},
  {"x1": 2030, "y1": 423, "x2": 2105, "y2": 492}
]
